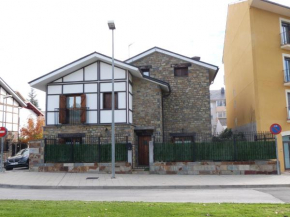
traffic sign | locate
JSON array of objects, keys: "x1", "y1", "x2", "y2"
[
  {"x1": 0, "y1": 127, "x2": 7, "y2": 138},
  {"x1": 270, "y1": 123, "x2": 282, "y2": 135}
]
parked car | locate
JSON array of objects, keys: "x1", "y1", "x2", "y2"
[{"x1": 4, "y1": 148, "x2": 29, "y2": 170}]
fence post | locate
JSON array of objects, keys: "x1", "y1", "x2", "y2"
[
  {"x1": 192, "y1": 136, "x2": 196, "y2": 162},
  {"x1": 98, "y1": 137, "x2": 101, "y2": 163},
  {"x1": 126, "y1": 136, "x2": 133, "y2": 165},
  {"x1": 233, "y1": 135, "x2": 237, "y2": 161}
]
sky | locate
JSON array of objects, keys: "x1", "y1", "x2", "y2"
[{"x1": 0, "y1": 0, "x2": 289, "y2": 111}]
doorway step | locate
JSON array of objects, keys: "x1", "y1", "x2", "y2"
[{"x1": 132, "y1": 168, "x2": 150, "y2": 174}]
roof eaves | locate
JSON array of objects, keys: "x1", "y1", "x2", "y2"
[
  {"x1": 0, "y1": 77, "x2": 27, "y2": 107},
  {"x1": 29, "y1": 51, "x2": 142, "y2": 85}
]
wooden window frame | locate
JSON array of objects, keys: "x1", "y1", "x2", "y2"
[
  {"x1": 103, "y1": 92, "x2": 118, "y2": 110},
  {"x1": 174, "y1": 67, "x2": 188, "y2": 77},
  {"x1": 66, "y1": 95, "x2": 82, "y2": 109}
]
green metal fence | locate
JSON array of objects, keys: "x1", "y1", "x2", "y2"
[
  {"x1": 44, "y1": 135, "x2": 128, "y2": 163},
  {"x1": 154, "y1": 133, "x2": 276, "y2": 162}
]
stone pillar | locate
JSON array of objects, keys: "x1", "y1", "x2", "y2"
[
  {"x1": 149, "y1": 140, "x2": 154, "y2": 170},
  {"x1": 128, "y1": 150, "x2": 132, "y2": 164},
  {"x1": 28, "y1": 140, "x2": 44, "y2": 172}
]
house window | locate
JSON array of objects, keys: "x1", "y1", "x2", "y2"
[
  {"x1": 141, "y1": 68, "x2": 150, "y2": 76},
  {"x1": 174, "y1": 67, "x2": 188, "y2": 77},
  {"x1": 216, "y1": 100, "x2": 226, "y2": 107},
  {"x1": 59, "y1": 94, "x2": 86, "y2": 124},
  {"x1": 173, "y1": 136, "x2": 193, "y2": 144},
  {"x1": 281, "y1": 22, "x2": 290, "y2": 45},
  {"x1": 287, "y1": 92, "x2": 290, "y2": 120},
  {"x1": 103, "y1": 93, "x2": 118, "y2": 110},
  {"x1": 284, "y1": 57, "x2": 290, "y2": 83},
  {"x1": 217, "y1": 111, "x2": 226, "y2": 118}
]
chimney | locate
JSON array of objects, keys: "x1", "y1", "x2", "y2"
[
  {"x1": 191, "y1": 56, "x2": 200, "y2": 61},
  {"x1": 221, "y1": 87, "x2": 225, "y2": 94}
]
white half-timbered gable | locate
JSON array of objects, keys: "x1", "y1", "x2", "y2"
[
  {"x1": 29, "y1": 52, "x2": 170, "y2": 127},
  {"x1": 46, "y1": 61, "x2": 132, "y2": 125},
  {"x1": 0, "y1": 78, "x2": 27, "y2": 132}
]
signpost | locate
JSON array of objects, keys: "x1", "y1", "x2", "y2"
[
  {"x1": 0, "y1": 127, "x2": 8, "y2": 172},
  {"x1": 270, "y1": 123, "x2": 281, "y2": 175}
]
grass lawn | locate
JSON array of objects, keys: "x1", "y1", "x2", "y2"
[{"x1": 0, "y1": 200, "x2": 290, "y2": 217}]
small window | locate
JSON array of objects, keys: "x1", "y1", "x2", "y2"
[
  {"x1": 284, "y1": 57, "x2": 290, "y2": 83},
  {"x1": 174, "y1": 67, "x2": 188, "y2": 77},
  {"x1": 173, "y1": 136, "x2": 193, "y2": 144},
  {"x1": 216, "y1": 100, "x2": 226, "y2": 107},
  {"x1": 217, "y1": 111, "x2": 226, "y2": 118},
  {"x1": 141, "y1": 68, "x2": 150, "y2": 76},
  {"x1": 281, "y1": 22, "x2": 290, "y2": 45},
  {"x1": 103, "y1": 93, "x2": 118, "y2": 110}
]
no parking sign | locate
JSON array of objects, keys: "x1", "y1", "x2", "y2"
[{"x1": 270, "y1": 123, "x2": 282, "y2": 135}]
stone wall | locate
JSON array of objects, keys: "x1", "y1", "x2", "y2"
[
  {"x1": 28, "y1": 139, "x2": 132, "y2": 174},
  {"x1": 132, "y1": 77, "x2": 163, "y2": 135},
  {"x1": 150, "y1": 161, "x2": 277, "y2": 175},
  {"x1": 43, "y1": 124, "x2": 135, "y2": 143},
  {"x1": 131, "y1": 52, "x2": 211, "y2": 135}
]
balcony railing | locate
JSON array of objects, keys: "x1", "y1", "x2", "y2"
[
  {"x1": 54, "y1": 107, "x2": 89, "y2": 125},
  {"x1": 284, "y1": 69, "x2": 290, "y2": 84}
]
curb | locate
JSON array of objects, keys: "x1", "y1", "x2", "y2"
[{"x1": 0, "y1": 184, "x2": 290, "y2": 190}]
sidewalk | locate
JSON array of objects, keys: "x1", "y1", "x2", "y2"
[{"x1": 1, "y1": 170, "x2": 290, "y2": 189}]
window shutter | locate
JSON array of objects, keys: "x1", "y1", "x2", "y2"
[
  {"x1": 81, "y1": 94, "x2": 86, "y2": 123},
  {"x1": 59, "y1": 95, "x2": 67, "y2": 124}
]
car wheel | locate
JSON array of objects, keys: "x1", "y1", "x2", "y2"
[
  {"x1": 5, "y1": 167, "x2": 13, "y2": 171},
  {"x1": 26, "y1": 160, "x2": 29, "y2": 168}
]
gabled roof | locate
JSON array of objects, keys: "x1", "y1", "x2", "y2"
[
  {"x1": 210, "y1": 89, "x2": 226, "y2": 101},
  {"x1": 0, "y1": 77, "x2": 27, "y2": 107},
  {"x1": 29, "y1": 51, "x2": 170, "y2": 93},
  {"x1": 15, "y1": 91, "x2": 44, "y2": 116},
  {"x1": 125, "y1": 47, "x2": 219, "y2": 83},
  {"x1": 29, "y1": 52, "x2": 143, "y2": 92}
]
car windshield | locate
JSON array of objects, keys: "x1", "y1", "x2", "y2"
[{"x1": 16, "y1": 149, "x2": 26, "y2": 156}]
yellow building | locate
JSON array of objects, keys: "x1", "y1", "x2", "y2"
[{"x1": 223, "y1": 0, "x2": 290, "y2": 172}]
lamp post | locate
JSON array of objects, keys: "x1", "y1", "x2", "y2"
[
  {"x1": 108, "y1": 20, "x2": 116, "y2": 179},
  {"x1": 1, "y1": 95, "x2": 12, "y2": 172}
]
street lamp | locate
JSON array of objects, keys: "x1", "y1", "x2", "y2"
[
  {"x1": 108, "y1": 20, "x2": 116, "y2": 179},
  {"x1": 1, "y1": 95, "x2": 12, "y2": 172}
]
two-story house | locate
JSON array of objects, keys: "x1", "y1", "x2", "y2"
[
  {"x1": 29, "y1": 47, "x2": 219, "y2": 167},
  {"x1": 0, "y1": 77, "x2": 27, "y2": 157},
  {"x1": 210, "y1": 88, "x2": 227, "y2": 134},
  {"x1": 223, "y1": 0, "x2": 290, "y2": 172}
]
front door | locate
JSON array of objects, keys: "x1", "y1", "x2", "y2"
[
  {"x1": 138, "y1": 136, "x2": 151, "y2": 166},
  {"x1": 284, "y1": 142, "x2": 290, "y2": 170}
]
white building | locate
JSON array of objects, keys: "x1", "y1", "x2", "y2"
[{"x1": 210, "y1": 88, "x2": 227, "y2": 134}]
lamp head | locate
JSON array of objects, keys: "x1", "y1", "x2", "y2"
[{"x1": 108, "y1": 20, "x2": 116, "y2": 30}]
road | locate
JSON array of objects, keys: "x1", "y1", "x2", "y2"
[{"x1": 0, "y1": 188, "x2": 289, "y2": 203}]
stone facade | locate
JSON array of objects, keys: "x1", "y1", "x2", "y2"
[
  {"x1": 132, "y1": 77, "x2": 163, "y2": 135},
  {"x1": 150, "y1": 161, "x2": 277, "y2": 175},
  {"x1": 131, "y1": 52, "x2": 211, "y2": 135},
  {"x1": 28, "y1": 140, "x2": 132, "y2": 174},
  {"x1": 43, "y1": 124, "x2": 135, "y2": 144}
]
